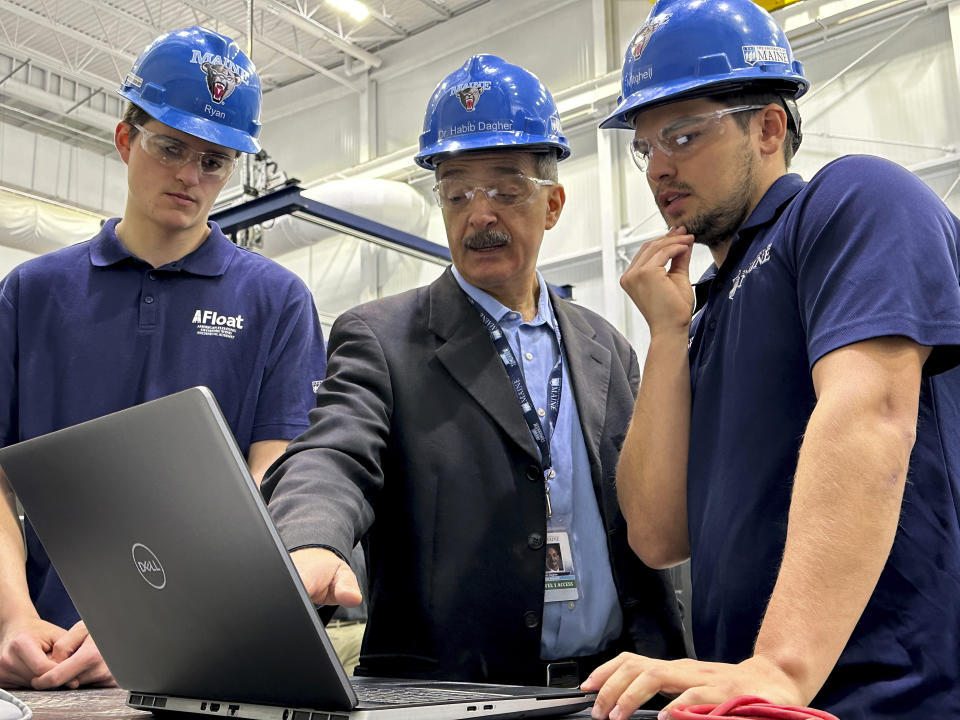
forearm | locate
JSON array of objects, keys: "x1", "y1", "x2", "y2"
[
  {"x1": 0, "y1": 476, "x2": 39, "y2": 630},
  {"x1": 617, "y1": 329, "x2": 692, "y2": 568},
  {"x1": 753, "y1": 385, "x2": 915, "y2": 701},
  {"x1": 247, "y1": 439, "x2": 289, "y2": 487}
]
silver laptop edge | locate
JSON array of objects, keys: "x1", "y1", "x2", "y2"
[{"x1": 0, "y1": 387, "x2": 597, "y2": 720}]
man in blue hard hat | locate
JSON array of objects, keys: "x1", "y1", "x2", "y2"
[
  {"x1": 581, "y1": 1, "x2": 960, "y2": 718},
  {"x1": 262, "y1": 54, "x2": 685, "y2": 689},
  {"x1": 0, "y1": 27, "x2": 326, "y2": 690}
]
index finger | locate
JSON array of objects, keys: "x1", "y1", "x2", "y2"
[
  {"x1": 5, "y1": 633, "x2": 58, "y2": 680},
  {"x1": 50, "y1": 621, "x2": 90, "y2": 663},
  {"x1": 580, "y1": 652, "x2": 635, "y2": 690}
]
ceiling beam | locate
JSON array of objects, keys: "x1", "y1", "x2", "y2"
[
  {"x1": 73, "y1": 0, "x2": 161, "y2": 35},
  {"x1": 0, "y1": 78, "x2": 118, "y2": 133},
  {"x1": 258, "y1": 32, "x2": 361, "y2": 92},
  {"x1": 263, "y1": 0, "x2": 382, "y2": 68},
  {"x1": 410, "y1": 0, "x2": 452, "y2": 19},
  {"x1": 362, "y1": 7, "x2": 409, "y2": 37},
  {"x1": 175, "y1": 0, "x2": 362, "y2": 92},
  {"x1": 0, "y1": 101, "x2": 114, "y2": 148},
  {"x1": 0, "y1": 39, "x2": 121, "y2": 91},
  {"x1": 0, "y1": 0, "x2": 136, "y2": 65}
]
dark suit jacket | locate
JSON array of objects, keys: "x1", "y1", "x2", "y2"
[{"x1": 263, "y1": 269, "x2": 684, "y2": 683}]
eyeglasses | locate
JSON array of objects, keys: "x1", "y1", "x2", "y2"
[
  {"x1": 629, "y1": 105, "x2": 765, "y2": 173},
  {"x1": 432, "y1": 173, "x2": 556, "y2": 210},
  {"x1": 131, "y1": 123, "x2": 238, "y2": 179}
]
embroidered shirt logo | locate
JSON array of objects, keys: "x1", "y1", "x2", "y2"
[
  {"x1": 192, "y1": 309, "x2": 245, "y2": 339},
  {"x1": 729, "y1": 244, "x2": 772, "y2": 300}
]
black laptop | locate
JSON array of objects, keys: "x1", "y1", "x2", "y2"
[{"x1": 0, "y1": 387, "x2": 603, "y2": 720}]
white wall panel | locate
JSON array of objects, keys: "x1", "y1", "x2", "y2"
[
  {"x1": 541, "y1": 125, "x2": 601, "y2": 264},
  {"x1": 0, "y1": 119, "x2": 124, "y2": 216},
  {"x1": 794, "y1": 8, "x2": 960, "y2": 176},
  {"x1": 0, "y1": 124, "x2": 36, "y2": 189},
  {"x1": 260, "y1": 93, "x2": 362, "y2": 182}
]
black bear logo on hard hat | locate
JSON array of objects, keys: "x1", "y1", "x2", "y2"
[
  {"x1": 632, "y1": 14, "x2": 671, "y2": 60},
  {"x1": 200, "y1": 62, "x2": 240, "y2": 104},
  {"x1": 456, "y1": 84, "x2": 486, "y2": 112}
]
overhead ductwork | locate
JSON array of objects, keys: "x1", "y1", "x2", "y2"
[
  {"x1": 252, "y1": 178, "x2": 434, "y2": 258},
  {"x1": 0, "y1": 187, "x2": 103, "y2": 256},
  {"x1": 0, "y1": 178, "x2": 436, "y2": 261}
]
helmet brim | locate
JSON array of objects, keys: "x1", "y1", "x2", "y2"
[
  {"x1": 600, "y1": 73, "x2": 809, "y2": 130},
  {"x1": 118, "y1": 90, "x2": 261, "y2": 154}
]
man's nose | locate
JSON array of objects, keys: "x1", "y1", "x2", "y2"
[
  {"x1": 646, "y1": 144, "x2": 676, "y2": 181},
  {"x1": 466, "y1": 189, "x2": 498, "y2": 228},
  {"x1": 175, "y1": 156, "x2": 202, "y2": 185}
]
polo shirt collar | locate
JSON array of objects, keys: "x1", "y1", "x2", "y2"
[
  {"x1": 89, "y1": 218, "x2": 235, "y2": 277},
  {"x1": 692, "y1": 173, "x2": 805, "y2": 308},
  {"x1": 450, "y1": 265, "x2": 556, "y2": 328}
]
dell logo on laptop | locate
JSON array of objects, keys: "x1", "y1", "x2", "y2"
[{"x1": 132, "y1": 543, "x2": 166, "y2": 589}]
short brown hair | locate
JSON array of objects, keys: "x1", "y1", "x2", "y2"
[
  {"x1": 121, "y1": 102, "x2": 155, "y2": 138},
  {"x1": 710, "y1": 90, "x2": 799, "y2": 167}
]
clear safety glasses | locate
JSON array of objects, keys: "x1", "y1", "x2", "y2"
[
  {"x1": 131, "y1": 123, "x2": 238, "y2": 179},
  {"x1": 629, "y1": 104, "x2": 765, "y2": 173},
  {"x1": 433, "y1": 173, "x2": 556, "y2": 210}
]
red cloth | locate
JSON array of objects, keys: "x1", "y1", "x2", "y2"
[{"x1": 669, "y1": 695, "x2": 840, "y2": 720}]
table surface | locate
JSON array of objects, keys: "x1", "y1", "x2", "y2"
[
  {"x1": 11, "y1": 689, "x2": 147, "y2": 719},
  {"x1": 9, "y1": 688, "x2": 634, "y2": 720}
]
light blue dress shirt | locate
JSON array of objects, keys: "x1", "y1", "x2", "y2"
[{"x1": 451, "y1": 267, "x2": 623, "y2": 659}]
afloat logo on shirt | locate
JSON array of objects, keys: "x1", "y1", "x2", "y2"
[
  {"x1": 191, "y1": 308, "x2": 245, "y2": 339},
  {"x1": 728, "y1": 243, "x2": 772, "y2": 300}
]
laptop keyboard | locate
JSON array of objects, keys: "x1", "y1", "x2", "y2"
[{"x1": 353, "y1": 684, "x2": 506, "y2": 705}]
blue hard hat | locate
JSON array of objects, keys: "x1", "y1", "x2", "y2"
[
  {"x1": 415, "y1": 54, "x2": 570, "y2": 170},
  {"x1": 600, "y1": 0, "x2": 808, "y2": 130},
  {"x1": 117, "y1": 26, "x2": 262, "y2": 153}
]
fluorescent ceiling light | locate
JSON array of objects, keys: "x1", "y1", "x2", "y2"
[{"x1": 326, "y1": 0, "x2": 370, "y2": 21}]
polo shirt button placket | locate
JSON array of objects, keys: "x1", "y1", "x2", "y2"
[{"x1": 139, "y1": 270, "x2": 159, "y2": 330}]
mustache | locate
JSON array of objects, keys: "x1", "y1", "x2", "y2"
[{"x1": 464, "y1": 229, "x2": 511, "y2": 250}]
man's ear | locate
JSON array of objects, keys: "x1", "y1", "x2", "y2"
[
  {"x1": 115, "y1": 122, "x2": 132, "y2": 164},
  {"x1": 757, "y1": 103, "x2": 787, "y2": 161},
  {"x1": 544, "y1": 184, "x2": 566, "y2": 231}
]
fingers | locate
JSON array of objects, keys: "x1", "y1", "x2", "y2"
[
  {"x1": 291, "y1": 547, "x2": 364, "y2": 607},
  {"x1": 0, "y1": 632, "x2": 58, "y2": 688},
  {"x1": 330, "y1": 564, "x2": 363, "y2": 608},
  {"x1": 587, "y1": 656, "x2": 661, "y2": 720},
  {"x1": 625, "y1": 227, "x2": 693, "y2": 273},
  {"x1": 580, "y1": 652, "x2": 630, "y2": 691},
  {"x1": 50, "y1": 621, "x2": 89, "y2": 663},
  {"x1": 623, "y1": 230, "x2": 694, "y2": 283},
  {"x1": 31, "y1": 634, "x2": 112, "y2": 690}
]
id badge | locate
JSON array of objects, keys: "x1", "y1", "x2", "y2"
[{"x1": 544, "y1": 530, "x2": 580, "y2": 602}]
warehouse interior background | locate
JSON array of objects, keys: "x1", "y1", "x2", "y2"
[{"x1": 0, "y1": 0, "x2": 958, "y2": 358}]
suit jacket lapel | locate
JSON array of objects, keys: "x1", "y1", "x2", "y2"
[
  {"x1": 429, "y1": 270, "x2": 540, "y2": 463},
  {"x1": 552, "y1": 291, "x2": 611, "y2": 473}
]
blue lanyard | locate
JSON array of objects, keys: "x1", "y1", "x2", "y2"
[{"x1": 468, "y1": 298, "x2": 563, "y2": 518}]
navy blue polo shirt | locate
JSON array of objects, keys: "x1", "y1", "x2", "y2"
[
  {"x1": 686, "y1": 155, "x2": 960, "y2": 718},
  {"x1": 0, "y1": 218, "x2": 326, "y2": 628}
]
